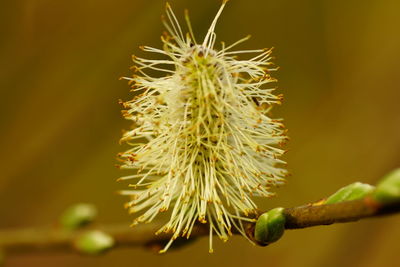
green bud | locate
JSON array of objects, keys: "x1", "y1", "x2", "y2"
[
  {"x1": 60, "y1": 203, "x2": 97, "y2": 230},
  {"x1": 254, "y1": 207, "x2": 285, "y2": 246},
  {"x1": 325, "y1": 182, "x2": 375, "y2": 204},
  {"x1": 74, "y1": 230, "x2": 114, "y2": 255},
  {"x1": 373, "y1": 169, "x2": 400, "y2": 204},
  {"x1": 254, "y1": 213, "x2": 269, "y2": 245}
]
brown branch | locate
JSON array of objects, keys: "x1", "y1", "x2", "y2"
[
  {"x1": 0, "y1": 223, "x2": 208, "y2": 255},
  {"x1": 284, "y1": 197, "x2": 400, "y2": 228},
  {"x1": 0, "y1": 197, "x2": 399, "y2": 255}
]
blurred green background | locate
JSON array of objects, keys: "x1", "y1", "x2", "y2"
[{"x1": 1, "y1": 0, "x2": 399, "y2": 266}]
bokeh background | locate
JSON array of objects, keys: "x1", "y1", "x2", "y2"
[{"x1": 1, "y1": 0, "x2": 399, "y2": 266}]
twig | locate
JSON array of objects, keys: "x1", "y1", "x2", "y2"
[
  {"x1": 283, "y1": 197, "x2": 400, "y2": 229},
  {"x1": 1, "y1": 196, "x2": 399, "y2": 255}
]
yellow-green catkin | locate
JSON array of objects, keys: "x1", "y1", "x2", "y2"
[{"x1": 118, "y1": 1, "x2": 288, "y2": 252}]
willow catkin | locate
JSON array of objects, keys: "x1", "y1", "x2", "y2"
[{"x1": 118, "y1": 1, "x2": 288, "y2": 253}]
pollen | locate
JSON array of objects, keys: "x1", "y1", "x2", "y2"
[{"x1": 118, "y1": 1, "x2": 287, "y2": 252}]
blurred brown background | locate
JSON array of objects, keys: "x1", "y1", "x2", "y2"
[{"x1": 1, "y1": 0, "x2": 399, "y2": 266}]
